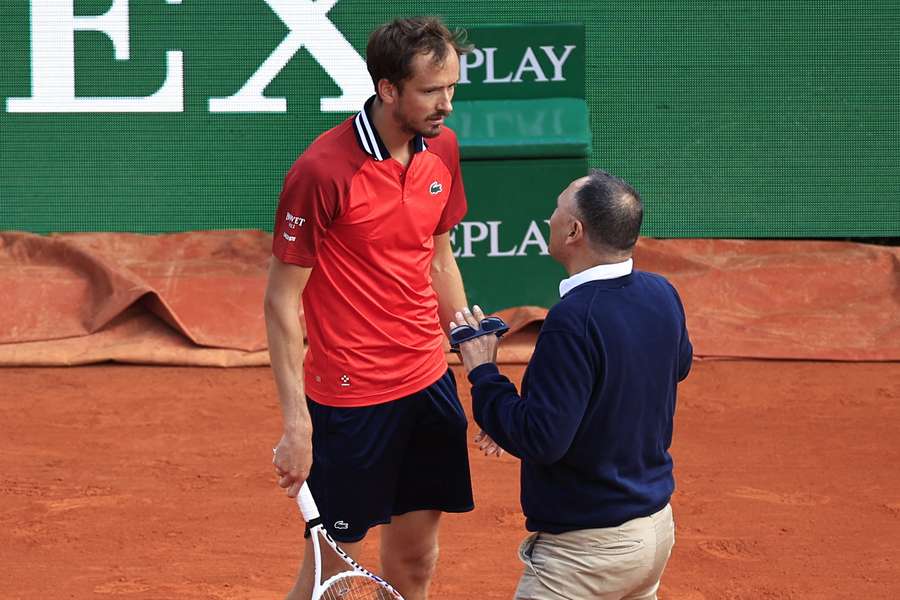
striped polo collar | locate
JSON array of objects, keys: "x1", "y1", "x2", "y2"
[{"x1": 353, "y1": 95, "x2": 428, "y2": 161}]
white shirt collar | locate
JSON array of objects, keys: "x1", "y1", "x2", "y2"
[{"x1": 559, "y1": 258, "x2": 633, "y2": 298}]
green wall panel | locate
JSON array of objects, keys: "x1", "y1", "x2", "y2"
[
  {"x1": 456, "y1": 158, "x2": 584, "y2": 311},
  {"x1": 2, "y1": 1, "x2": 899, "y2": 237}
]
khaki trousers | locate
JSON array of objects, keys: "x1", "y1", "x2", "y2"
[{"x1": 514, "y1": 504, "x2": 675, "y2": 600}]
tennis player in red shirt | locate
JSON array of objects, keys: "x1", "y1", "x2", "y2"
[{"x1": 266, "y1": 17, "x2": 497, "y2": 600}]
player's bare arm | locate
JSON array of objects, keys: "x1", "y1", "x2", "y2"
[
  {"x1": 430, "y1": 232, "x2": 468, "y2": 336},
  {"x1": 264, "y1": 258, "x2": 313, "y2": 498},
  {"x1": 430, "y1": 235, "x2": 503, "y2": 457}
]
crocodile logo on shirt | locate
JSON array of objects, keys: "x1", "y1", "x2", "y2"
[{"x1": 429, "y1": 181, "x2": 443, "y2": 195}]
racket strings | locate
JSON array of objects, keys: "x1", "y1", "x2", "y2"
[
  {"x1": 313, "y1": 529, "x2": 401, "y2": 599},
  {"x1": 320, "y1": 575, "x2": 396, "y2": 599}
]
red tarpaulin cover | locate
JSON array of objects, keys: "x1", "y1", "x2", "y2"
[{"x1": 1, "y1": 231, "x2": 897, "y2": 366}]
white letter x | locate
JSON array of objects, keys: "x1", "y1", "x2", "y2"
[{"x1": 209, "y1": 0, "x2": 372, "y2": 113}]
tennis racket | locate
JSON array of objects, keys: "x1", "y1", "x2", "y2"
[{"x1": 297, "y1": 482, "x2": 405, "y2": 600}]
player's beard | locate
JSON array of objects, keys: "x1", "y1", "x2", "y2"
[{"x1": 395, "y1": 106, "x2": 449, "y2": 139}]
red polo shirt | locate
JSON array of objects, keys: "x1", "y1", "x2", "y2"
[{"x1": 272, "y1": 96, "x2": 467, "y2": 407}]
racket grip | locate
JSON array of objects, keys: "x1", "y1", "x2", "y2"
[{"x1": 297, "y1": 482, "x2": 320, "y2": 522}]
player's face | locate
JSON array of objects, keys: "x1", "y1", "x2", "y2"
[
  {"x1": 393, "y1": 46, "x2": 459, "y2": 138},
  {"x1": 548, "y1": 178, "x2": 586, "y2": 261}
]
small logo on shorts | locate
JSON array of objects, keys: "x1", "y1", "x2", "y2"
[
  {"x1": 340, "y1": 374, "x2": 351, "y2": 387},
  {"x1": 333, "y1": 520, "x2": 349, "y2": 530},
  {"x1": 429, "y1": 181, "x2": 443, "y2": 195}
]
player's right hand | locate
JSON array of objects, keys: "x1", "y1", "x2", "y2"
[{"x1": 272, "y1": 430, "x2": 312, "y2": 498}]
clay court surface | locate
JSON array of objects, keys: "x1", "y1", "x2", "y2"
[{"x1": 1, "y1": 360, "x2": 898, "y2": 599}]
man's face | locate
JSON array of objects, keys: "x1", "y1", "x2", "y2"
[
  {"x1": 548, "y1": 177, "x2": 586, "y2": 261},
  {"x1": 392, "y1": 46, "x2": 459, "y2": 138}
]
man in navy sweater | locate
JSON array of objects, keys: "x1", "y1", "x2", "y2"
[{"x1": 452, "y1": 169, "x2": 692, "y2": 599}]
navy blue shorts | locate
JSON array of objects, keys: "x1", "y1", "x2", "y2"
[{"x1": 305, "y1": 369, "x2": 474, "y2": 542}]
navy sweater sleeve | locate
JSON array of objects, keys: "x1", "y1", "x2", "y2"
[
  {"x1": 468, "y1": 329, "x2": 593, "y2": 465},
  {"x1": 671, "y1": 284, "x2": 693, "y2": 381}
]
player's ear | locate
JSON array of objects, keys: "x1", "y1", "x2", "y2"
[{"x1": 378, "y1": 78, "x2": 398, "y2": 104}]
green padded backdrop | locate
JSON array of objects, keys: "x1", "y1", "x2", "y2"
[{"x1": 1, "y1": 1, "x2": 898, "y2": 237}]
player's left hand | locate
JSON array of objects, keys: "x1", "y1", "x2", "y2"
[{"x1": 450, "y1": 305, "x2": 500, "y2": 372}]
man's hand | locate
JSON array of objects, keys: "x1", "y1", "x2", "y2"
[
  {"x1": 450, "y1": 305, "x2": 500, "y2": 373},
  {"x1": 474, "y1": 429, "x2": 504, "y2": 457},
  {"x1": 272, "y1": 428, "x2": 312, "y2": 498},
  {"x1": 450, "y1": 305, "x2": 504, "y2": 457}
]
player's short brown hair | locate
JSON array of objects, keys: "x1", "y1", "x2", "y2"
[{"x1": 366, "y1": 16, "x2": 471, "y2": 97}]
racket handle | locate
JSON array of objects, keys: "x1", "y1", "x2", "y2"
[{"x1": 297, "y1": 482, "x2": 320, "y2": 522}]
